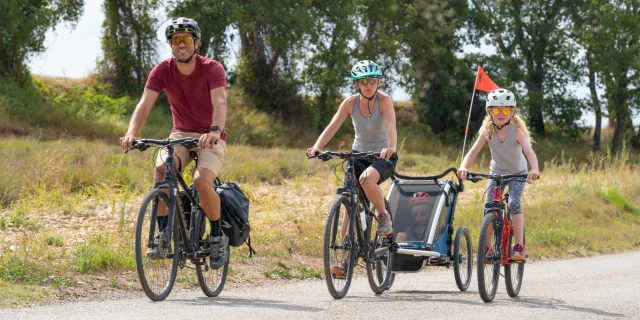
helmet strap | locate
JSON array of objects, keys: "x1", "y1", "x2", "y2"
[
  {"x1": 357, "y1": 85, "x2": 378, "y2": 118},
  {"x1": 173, "y1": 38, "x2": 198, "y2": 64},
  {"x1": 358, "y1": 84, "x2": 379, "y2": 101},
  {"x1": 491, "y1": 113, "x2": 514, "y2": 130},
  {"x1": 176, "y1": 52, "x2": 196, "y2": 64}
]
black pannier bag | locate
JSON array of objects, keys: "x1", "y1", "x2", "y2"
[
  {"x1": 179, "y1": 180, "x2": 255, "y2": 257},
  {"x1": 215, "y1": 181, "x2": 254, "y2": 254}
]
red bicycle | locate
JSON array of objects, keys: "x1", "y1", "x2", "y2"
[{"x1": 466, "y1": 172, "x2": 528, "y2": 302}]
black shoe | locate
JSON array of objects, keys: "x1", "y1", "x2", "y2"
[
  {"x1": 146, "y1": 233, "x2": 170, "y2": 259},
  {"x1": 208, "y1": 234, "x2": 229, "y2": 269}
]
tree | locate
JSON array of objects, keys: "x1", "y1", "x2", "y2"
[
  {"x1": 395, "y1": 0, "x2": 473, "y2": 136},
  {"x1": 302, "y1": 0, "x2": 358, "y2": 130},
  {"x1": 99, "y1": 0, "x2": 159, "y2": 96},
  {"x1": 167, "y1": 0, "x2": 239, "y2": 65},
  {"x1": 468, "y1": 0, "x2": 578, "y2": 136},
  {"x1": 572, "y1": 0, "x2": 640, "y2": 153},
  {"x1": 235, "y1": 0, "x2": 320, "y2": 119},
  {"x1": 0, "y1": 0, "x2": 84, "y2": 82}
]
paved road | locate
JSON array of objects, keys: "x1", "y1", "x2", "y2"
[{"x1": 2, "y1": 251, "x2": 639, "y2": 320}]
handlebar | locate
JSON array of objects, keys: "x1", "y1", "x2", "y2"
[
  {"x1": 128, "y1": 138, "x2": 200, "y2": 153},
  {"x1": 392, "y1": 167, "x2": 462, "y2": 191},
  {"x1": 465, "y1": 172, "x2": 529, "y2": 183},
  {"x1": 307, "y1": 151, "x2": 382, "y2": 162},
  {"x1": 392, "y1": 167, "x2": 458, "y2": 181}
]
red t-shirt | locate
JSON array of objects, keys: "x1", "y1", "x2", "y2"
[{"x1": 145, "y1": 55, "x2": 228, "y2": 141}]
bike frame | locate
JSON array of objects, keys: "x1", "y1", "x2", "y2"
[
  {"x1": 315, "y1": 151, "x2": 390, "y2": 262},
  {"x1": 474, "y1": 173, "x2": 527, "y2": 265},
  {"x1": 486, "y1": 186, "x2": 513, "y2": 265},
  {"x1": 144, "y1": 140, "x2": 208, "y2": 264},
  {"x1": 338, "y1": 156, "x2": 375, "y2": 261}
]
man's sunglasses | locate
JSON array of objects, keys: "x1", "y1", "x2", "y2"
[
  {"x1": 170, "y1": 36, "x2": 194, "y2": 46},
  {"x1": 488, "y1": 107, "x2": 514, "y2": 116},
  {"x1": 356, "y1": 78, "x2": 380, "y2": 86}
]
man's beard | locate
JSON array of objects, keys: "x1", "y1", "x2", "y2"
[{"x1": 174, "y1": 50, "x2": 195, "y2": 63}]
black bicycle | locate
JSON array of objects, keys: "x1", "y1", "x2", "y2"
[
  {"x1": 309, "y1": 151, "x2": 396, "y2": 299},
  {"x1": 128, "y1": 138, "x2": 229, "y2": 301},
  {"x1": 466, "y1": 172, "x2": 528, "y2": 302}
]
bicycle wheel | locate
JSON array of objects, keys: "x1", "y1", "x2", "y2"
[
  {"x1": 505, "y1": 228, "x2": 525, "y2": 297},
  {"x1": 366, "y1": 199, "x2": 394, "y2": 294},
  {"x1": 195, "y1": 210, "x2": 229, "y2": 297},
  {"x1": 135, "y1": 189, "x2": 179, "y2": 301},
  {"x1": 453, "y1": 226, "x2": 473, "y2": 291},
  {"x1": 323, "y1": 195, "x2": 356, "y2": 299},
  {"x1": 477, "y1": 211, "x2": 501, "y2": 302}
]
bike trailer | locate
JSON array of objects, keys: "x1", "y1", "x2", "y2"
[{"x1": 387, "y1": 179, "x2": 461, "y2": 272}]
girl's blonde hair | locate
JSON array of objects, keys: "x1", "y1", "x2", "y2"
[{"x1": 479, "y1": 112, "x2": 534, "y2": 144}]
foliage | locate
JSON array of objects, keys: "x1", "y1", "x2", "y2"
[
  {"x1": 0, "y1": 0, "x2": 84, "y2": 82},
  {"x1": 99, "y1": 0, "x2": 160, "y2": 96},
  {"x1": 468, "y1": 0, "x2": 582, "y2": 136},
  {"x1": 302, "y1": 0, "x2": 357, "y2": 131},
  {"x1": 570, "y1": 1, "x2": 640, "y2": 153}
]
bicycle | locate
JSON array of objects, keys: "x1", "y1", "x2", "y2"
[
  {"x1": 308, "y1": 151, "x2": 396, "y2": 299},
  {"x1": 127, "y1": 138, "x2": 229, "y2": 301},
  {"x1": 466, "y1": 172, "x2": 528, "y2": 302}
]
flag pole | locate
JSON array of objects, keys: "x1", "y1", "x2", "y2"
[{"x1": 461, "y1": 68, "x2": 479, "y2": 166}]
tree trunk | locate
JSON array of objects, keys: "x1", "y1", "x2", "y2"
[
  {"x1": 238, "y1": 20, "x2": 278, "y2": 112},
  {"x1": 586, "y1": 48, "x2": 601, "y2": 150},
  {"x1": 610, "y1": 74, "x2": 630, "y2": 154},
  {"x1": 525, "y1": 79, "x2": 546, "y2": 136}
]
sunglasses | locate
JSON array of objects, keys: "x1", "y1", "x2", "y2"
[
  {"x1": 170, "y1": 36, "x2": 194, "y2": 46},
  {"x1": 356, "y1": 78, "x2": 380, "y2": 86},
  {"x1": 488, "y1": 107, "x2": 514, "y2": 116}
]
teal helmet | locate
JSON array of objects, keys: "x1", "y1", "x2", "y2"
[{"x1": 350, "y1": 60, "x2": 382, "y2": 80}]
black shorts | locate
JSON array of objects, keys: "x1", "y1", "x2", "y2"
[{"x1": 347, "y1": 151, "x2": 398, "y2": 185}]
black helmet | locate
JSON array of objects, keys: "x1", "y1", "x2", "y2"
[{"x1": 165, "y1": 17, "x2": 201, "y2": 40}]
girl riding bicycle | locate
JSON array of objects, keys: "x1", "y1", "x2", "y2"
[
  {"x1": 457, "y1": 89, "x2": 540, "y2": 261},
  {"x1": 306, "y1": 60, "x2": 397, "y2": 277}
]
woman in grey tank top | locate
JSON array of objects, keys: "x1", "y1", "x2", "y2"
[
  {"x1": 457, "y1": 89, "x2": 540, "y2": 262},
  {"x1": 307, "y1": 60, "x2": 397, "y2": 265}
]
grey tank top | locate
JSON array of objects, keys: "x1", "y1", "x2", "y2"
[
  {"x1": 351, "y1": 93, "x2": 387, "y2": 152},
  {"x1": 488, "y1": 124, "x2": 528, "y2": 175}
]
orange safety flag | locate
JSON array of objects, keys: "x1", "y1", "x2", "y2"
[{"x1": 474, "y1": 66, "x2": 500, "y2": 92}]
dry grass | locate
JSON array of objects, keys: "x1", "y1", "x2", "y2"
[{"x1": 0, "y1": 136, "x2": 639, "y2": 307}]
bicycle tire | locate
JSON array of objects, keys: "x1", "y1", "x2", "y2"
[
  {"x1": 323, "y1": 195, "x2": 356, "y2": 299},
  {"x1": 135, "y1": 189, "x2": 179, "y2": 301},
  {"x1": 453, "y1": 226, "x2": 473, "y2": 291},
  {"x1": 366, "y1": 199, "x2": 394, "y2": 294},
  {"x1": 505, "y1": 228, "x2": 525, "y2": 297},
  {"x1": 195, "y1": 210, "x2": 229, "y2": 297},
  {"x1": 477, "y1": 211, "x2": 501, "y2": 302}
]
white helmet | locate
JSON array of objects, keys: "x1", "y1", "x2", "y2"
[{"x1": 486, "y1": 89, "x2": 516, "y2": 108}]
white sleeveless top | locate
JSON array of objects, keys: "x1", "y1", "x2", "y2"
[
  {"x1": 351, "y1": 93, "x2": 387, "y2": 152},
  {"x1": 488, "y1": 124, "x2": 528, "y2": 174}
]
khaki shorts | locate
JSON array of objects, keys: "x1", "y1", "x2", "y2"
[{"x1": 156, "y1": 131, "x2": 226, "y2": 176}]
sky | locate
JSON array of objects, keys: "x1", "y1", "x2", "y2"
[{"x1": 28, "y1": 1, "x2": 638, "y2": 128}]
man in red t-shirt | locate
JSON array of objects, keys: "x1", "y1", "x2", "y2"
[{"x1": 120, "y1": 17, "x2": 229, "y2": 269}]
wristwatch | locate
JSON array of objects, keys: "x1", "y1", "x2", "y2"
[{"x1": 210, "y1": 125, "x2": 221, "y2": 132}]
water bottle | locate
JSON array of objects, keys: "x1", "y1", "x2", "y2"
[{"x1": 358, "y1": 204, "x2": 367, "y2": 231}]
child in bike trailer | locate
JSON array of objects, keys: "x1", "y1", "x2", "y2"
[
  {"x1": 457, "y1": 89, "x2": 540, "y2": 261},
  {"x1": 120, "y1": 17, "x2": 228, "y2": 269},
  {"x1": 396, "y1": 192, "x2": 432, "y2": 242},
  {"x1": 307, "y1": 60, "x2": 398, "y2": 278}
]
